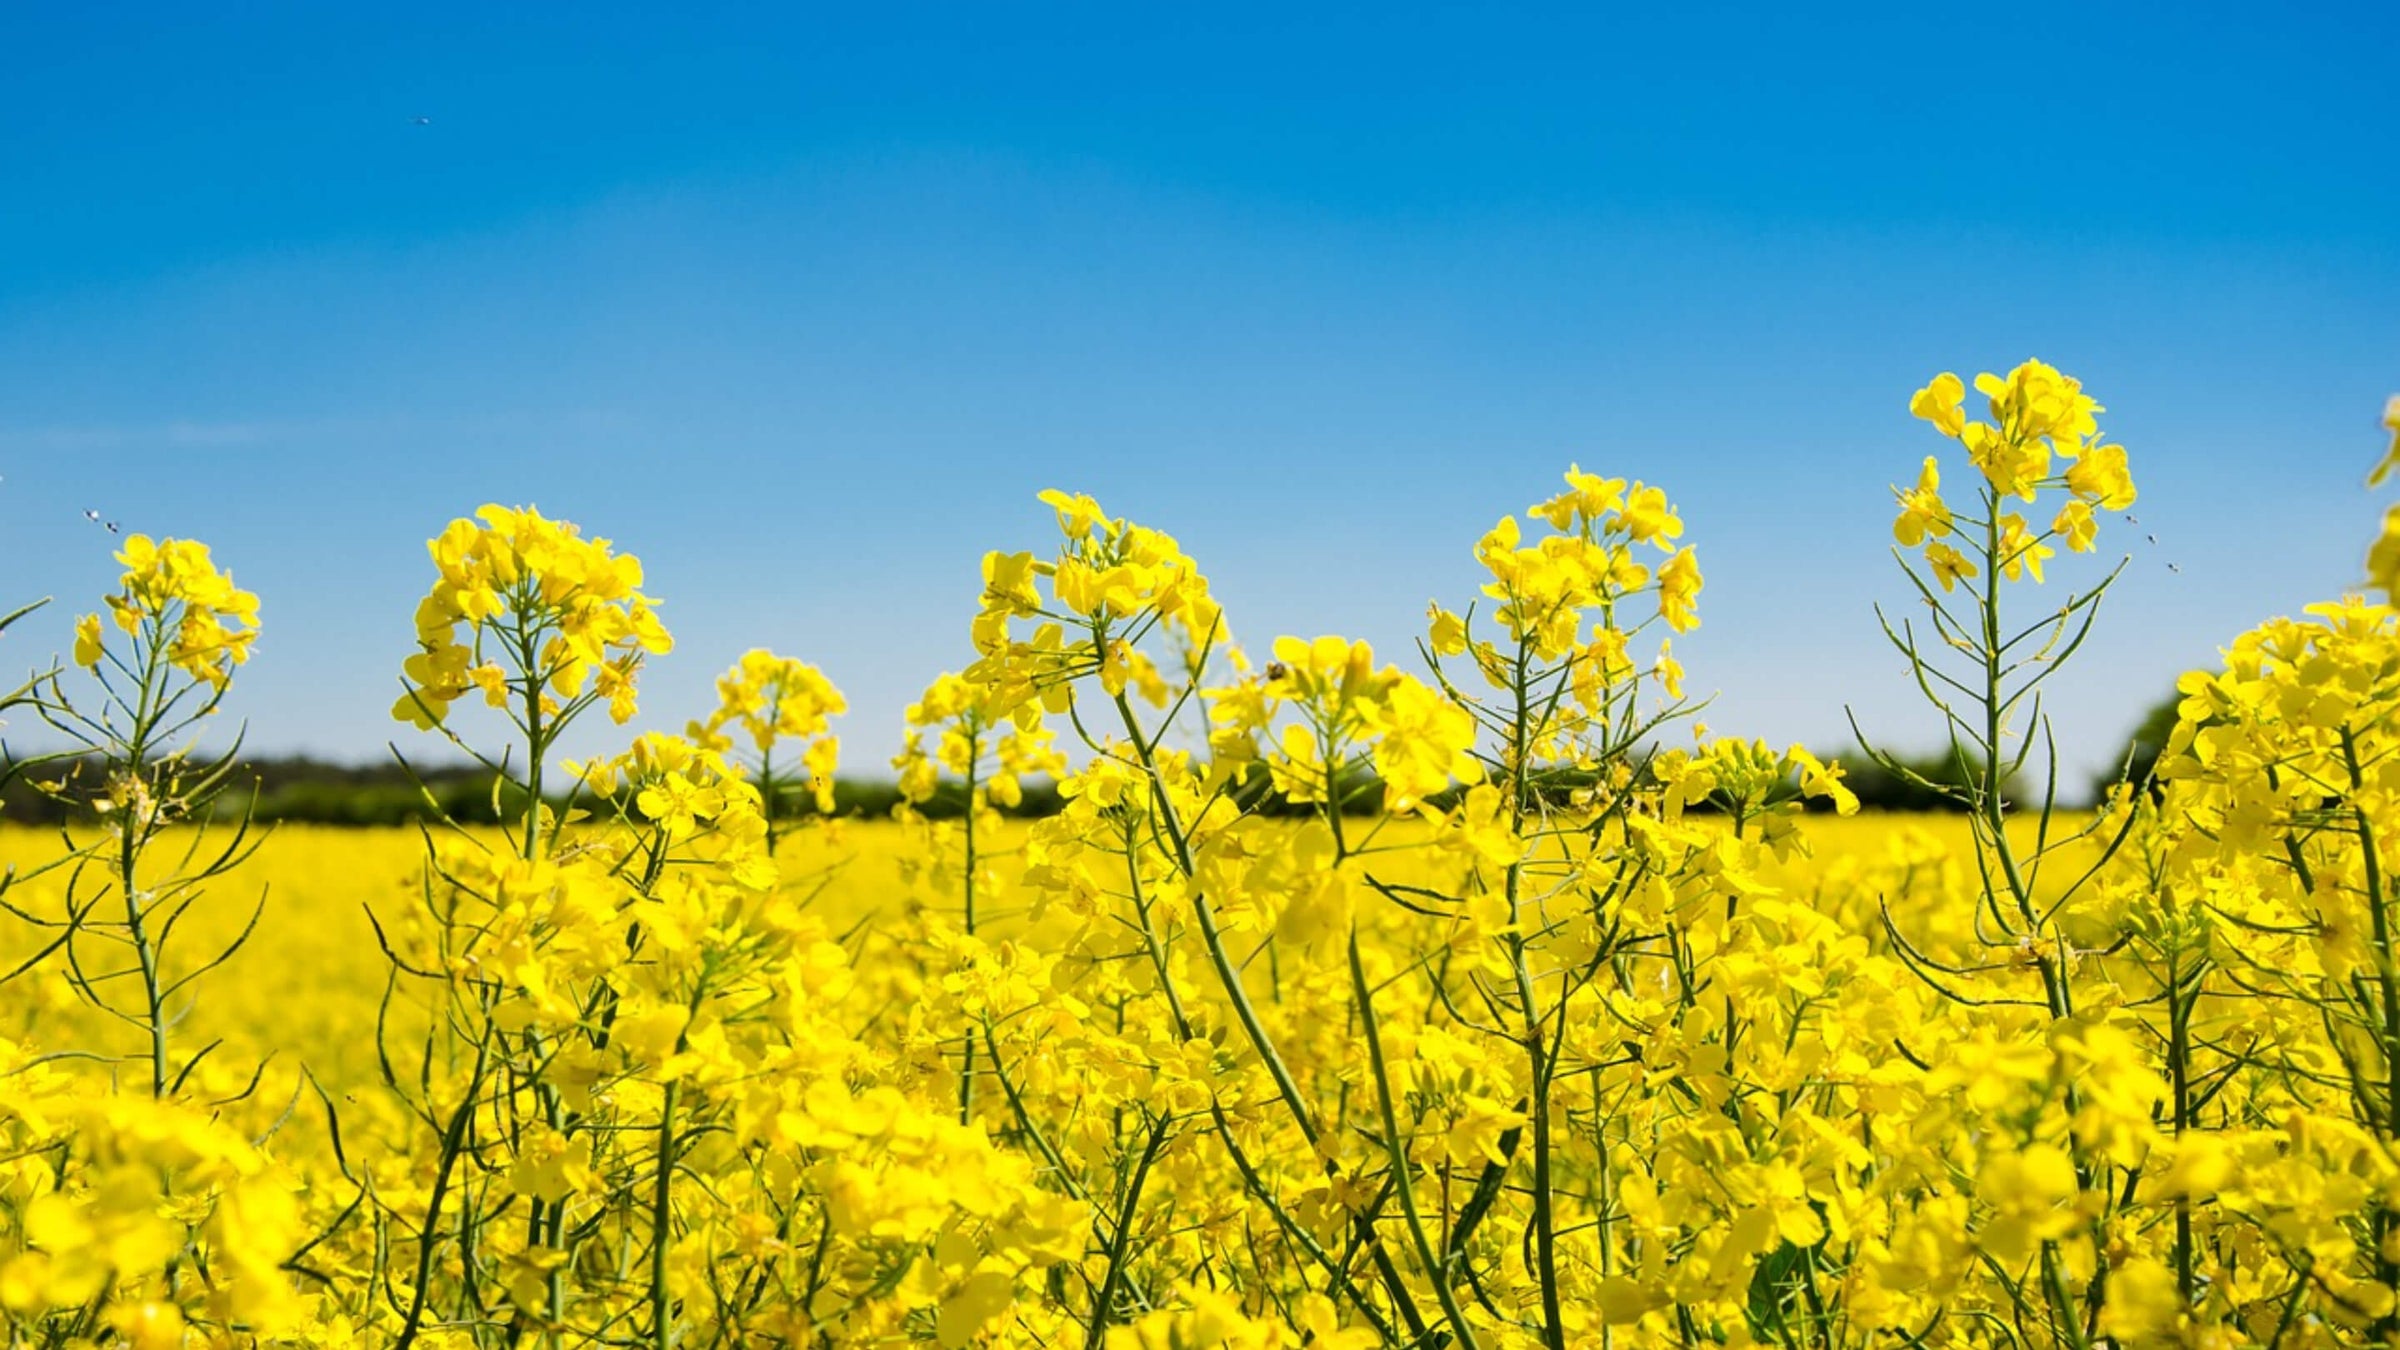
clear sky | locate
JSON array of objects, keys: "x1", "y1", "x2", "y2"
[{"x1": 3, "y1": 2, "x2": 2395, "y2": 782}]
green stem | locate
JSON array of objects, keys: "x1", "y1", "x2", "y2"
[
  {"x1": 1083, "y1": 1115, "x2": 1169, "y2": 1350},
  {"x1": 758, "y1": 747, "x2": 779, "y2": 856},
  {"x1": 652, "y1": 1078, "x2": 680, "y2": 1350},
  {"x1": 392, "y1": 1031, "x2": 495, "y2": 1350},
  {"x1": 1978, "y1": 495, "x2": 2062, "y2": 1018},
  {"x1": 2167, "y1": 949, "x2": 2195, "y2": 1307},
  {"x1": 121, "y1": 614, "x2": 171, "y2": 1097},
  {"x1": 1506, "y1": 640, "x2": 1567, "y2": 1350},
  {"x1": 1351, "y1": 931, "x2": 1480, "y2": 1350},
  {"x1": 2343, "y1": 728, "x2": 2400, "y2": 1332},
  {"x1": 1110, "y1": 692, "x2": 1319, "y2": 1145},
  {"x1": 959, "y1": 735, "x2": 981, "y2": 1125},
  {"x1": 520, "y1": 621, "x2": 547, "y2": 862}
]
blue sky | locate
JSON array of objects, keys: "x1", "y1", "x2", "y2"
[{"x1": 3, "y1": 2, "x2": 2395, "y2": 782}]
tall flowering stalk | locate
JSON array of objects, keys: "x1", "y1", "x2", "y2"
[
  {"x1": 19, "y1": 535, "x2": 262, "y2": 1098},
  {"x1": 0, "y1": 538, "x2": 306, "y2": 1345},
  {"x1": 892, "y1": 671, "x2": 1064, "y2": 1123},
  {"x1": 689, "y1": 647, "x2": 845, "y2": 852},
  {"x1": 383, "y1": 504, "x2": 677, "y2": 1347},
  {"x1": 1868, "y1": 361, "x2": 2158, "y2": 1341}
]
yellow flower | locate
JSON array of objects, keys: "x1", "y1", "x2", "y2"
[
  {"x1": 2064, "y1": 441, "x2": 2136, "y2": 509},
  {"x1": 1965, "y1": 420, "x2": 2050, "y2": 501},
  {"x1": 637, "y1": 770, "x2": 725, "y2": 840},
  {"x1": 1924, "y1": 540, "x2": 1977, "y2": 592},
  {"x1": 1996, "y1": 512, "x2": 2054, "y2": 582},
  {"x1": 104, "y1": 1301, "x2": 184, "y2": 1350},
  {"x1": 1426, "y1": 603, "x2": 1468, "y2": 656},
  {"x1": 1976, "y1": 358, "x2": 2101, "y2": 443},
  {"x1": 1434, "y1": 783, "x2": 1524, "y2": 869},
  {"x1": 1363, "y1": 673, "x2": 1482, "y2": 811},
  {"x1": 1658, "y1": 545, "x2": 1703, "y2": 632},
  {"x1": 1267, "y1": 723, "x2": 1328, "y2": 804},
  {"x1": 2052, "y1": 498, "x2": 2097, "y2": 553},
  {"x1": 1655, "y1": 639, "x2": 1684, "y2": 699},
  {"x1": 1909, "y1": 371, "x2": 1966, "y2": 436},
  {"x1": 505, "y1": 1128, "x2": 596, "y2": 1204},
  {"x1": 2096, "y1": 1257, "x2": 2181, "y2": 1344},
  {"x1": 1785, "y1": 745, "x2": 1859, "y2": 815},
  {"x1": 1892, "y1": 456, "x2": 1952, "y2": 546},
  {"x1": 935, "y1": 1270, "x2": 1016, "y2": 1349},
  {"x1": 82, "y1": 533, "x2": 259, "y2": 688},
  {"x1": 1923, "y1": 359, "x2": 2110, "y2": 504},
  {"x1": 1617, "y1": 481, "x2": 1683, "y2": 547},
  {"x1": 1975, "y1": 1143, "x2": 2083, "y2": 1263},
  {"x1": 1529, "y1": 463, "x2": 1626, "y2": 530},
  {"x1": 1596, "y1": 1273, "x2": 1671, "y2": 1325},
  {"x1": 1267, "y1": 634, "x2": 1378, "y2": 705},
  {"x1": 467, "y1": 661, "x2": 510, "y2": 708},
  {"x1": 1292, "y1": 1293, "x2": 1379, "y2": 1350},
  {"x1": 614, "y1": 1000, "x2": 690, "y2": 1064},
  {"x1": 1444, "y1": 1095, "x2": 1529, "y2": 1167},
  {"x1": 2151, "y1": 1131, "x2": 2234, "y2": 1199},
  {"x1": 1035, "y1": 487, "x2": 1110, "y2": 540}
]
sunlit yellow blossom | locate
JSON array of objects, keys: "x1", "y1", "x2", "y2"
[
  {"x1": 690, "y1": 648, "x2": 848, "y2": 820},
  {"x1": 1996, "y1": 512, "x2": 2054, "y2": 582},
  {"x1": 1659, "y1": 545, "x2": 1703, "y2": 632},
  {"x1": 2052, "y1": 497, "x2": 2098, "y2": 552},
  {"x1": 1655, "y1": 638, "x2": 1684, "y2": 698},
  {"x1": 1530, "y1": 463, "x2": 1626, "y2": 530},
  {"x1": 393, "y1": 504, "x2": 667, "y2": 728},
  {"x1": 1362, "y1": 673, "x2": 1482, "y2": 810},
  {"x1": 1427, "y1": 603, "x2": 1468, "y2": 656},
  {"x1": 84, "y1": 534, "x2": 259, "y2": 689},
  {"x1": 1445, "y1": 1096, "x2": 1529, "y2": 1167},
  {"x1": 2064, "y1": 441, "x2": 2137, "y2": 509},
  {"x1": 1617, "y1": 481, "x2": 1682, "y2": 547},
  {"x1": 1909, "y1": 371, "x2": 1966, "y2": 436},
  {"x1": 1891, "y1": 455, "x2": 1952, "y2": 546},
  {"x1": 1924, "y1": 539, "x2": 1977, "y2": 591}
]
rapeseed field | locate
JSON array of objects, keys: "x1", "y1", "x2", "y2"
[{"x1": 4, "y1": 366, "x2": 2400, "y2": 1349}]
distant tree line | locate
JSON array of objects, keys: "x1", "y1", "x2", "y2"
[
  {"x1": 0, "y1": 695, "x2": 2187, "y2": 829},
  {"x1": 0, "y1": 753, "x2": 1074, "y2": 829}
]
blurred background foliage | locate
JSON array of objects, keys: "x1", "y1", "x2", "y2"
[{"x1": 4, "y1": 695, "x2": 2177, "y2": 828}]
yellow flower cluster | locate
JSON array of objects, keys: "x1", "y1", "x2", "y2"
[
  {"x1": 1204, "y1": 634, "x2": 1480, "y2": 813},
  {"x1": 73, "y1": 534, "x2": 259, "y2": 690},
  {"x1": 689, "y1": 647, "x2": 847, "y2": 819},
  {"x1": 1901, "y1": 359, "x2": 2137, "y2": 589},
  {"x1": 394, "y1": 504, "x2": 670, "y2": 730},
  {"x1": 893, "y1": 671, "x2": 1063, "y2": 812},
  {"x1": 971, "y1": 489, "x2": 1224, "y2": 715}
]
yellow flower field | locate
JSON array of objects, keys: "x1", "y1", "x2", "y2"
[
  {"x1": 4, "y1": 365, "x2": 2400, "y2": 1349},
  {"x1": 0, "y1": 814, "x2": 2039, "y2": 1098}
]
